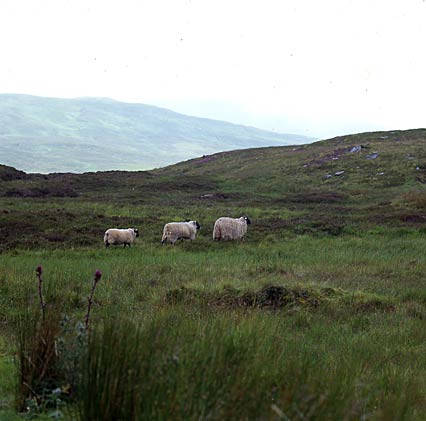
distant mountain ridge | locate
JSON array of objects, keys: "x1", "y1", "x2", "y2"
[{"x1": 0, "y1": 94, "x2": 314, "y2": 173}]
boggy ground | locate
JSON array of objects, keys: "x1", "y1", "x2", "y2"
[{"x1": 0, "y1": 129, "x2": 426, "y2": 419}]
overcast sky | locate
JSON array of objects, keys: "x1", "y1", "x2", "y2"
[{"x1": 1, "y1": 0, "x2": 425, "y2": 139}]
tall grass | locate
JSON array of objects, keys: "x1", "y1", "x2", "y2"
[
  {"x1": 76, "y1": 308, "x2": 422, "y2": 420},
  {"x1": 13, "y1": 267, "x2": 103, "y2": 416},
  {"x1": 1, "y1": 233, "x2": 425, "y2": 419},
  {"x1": 78, "y1": 318, "x2": 143, "y2": 420},
  {"x1": 15, "y1": 304, "x2": 62, "y2": 412}
]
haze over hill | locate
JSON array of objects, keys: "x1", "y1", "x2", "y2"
[{"x1": 0, "y1": 94, "x2": 314, "y2": 173}]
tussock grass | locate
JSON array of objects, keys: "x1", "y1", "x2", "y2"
[
  {"x1": 75, "y1": 309, "x2": 423, "y2": 420},
  {"x1": 15, "y1": 305, "x2": 62, "y2": 412},
  {"x1": 0, "y1": 234, "x2": 425, "y2": 419},
  {"x1": 163, "y1": 283, "x2": 388, "y2": 311}
]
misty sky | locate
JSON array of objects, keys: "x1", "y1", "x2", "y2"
[{"x1": 1, "y1": 0, "x2": 425, "y2": 139}]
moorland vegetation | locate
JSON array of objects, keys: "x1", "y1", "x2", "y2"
[{"x1": 0, "y1": 129, "x2": 425, "y2": 419}]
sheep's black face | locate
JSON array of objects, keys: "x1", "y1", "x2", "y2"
[
  {"x1": 195, "y1": 221, "x2": 201, "y2": 230},
  {"x1": 245, "y1": 216, "x2": 251, "y2": 225},
  {"x1": 134, "y1": 228, "x2": 139, "y2": 237}
]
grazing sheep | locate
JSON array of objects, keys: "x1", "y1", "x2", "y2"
[
  {"x1": 162, "y1": 220, "x2": 201, "y2": 245},
  {"x1": 104, "y1": 228, "x2": 139, "y2": 248},
  {"x1": 213, "y1": 216, "x2": 251, "y2": 241}
]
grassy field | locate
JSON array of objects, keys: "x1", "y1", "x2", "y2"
[{"x1": 0, "y1": 129, "x2": 426, "y2": 419}]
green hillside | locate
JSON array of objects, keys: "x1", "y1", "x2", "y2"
[
  {"x1": 1, "y1": 129, "x2": 426, "y2": 419},
  {"x1": 1, "y1": 128, "x2": 426, "y2": 249},
  {"x1": 0, "y1": 94, "x2": 313, "y2": 173}
]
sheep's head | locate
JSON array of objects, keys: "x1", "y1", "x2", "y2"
[
  {"x1": 243, "y1": 216, "x2": 251, "y2": 225},
  {"x1": 185, "y1": 219, "x2": 201, "y2": 230},
  {"x1": 187, "y1": 220, "x2": 201, "y2": 230},
  {"x1": 133, "y1": 228, "x2": 140, "y2": 237}
]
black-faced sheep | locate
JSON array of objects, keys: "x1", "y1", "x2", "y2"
[
  {"x1": 161, "y1": 221, "x2": 201, "y2": 245},
  {"x1": 104, "y1": 228, "x2": 139, "y2": 247},
  {"x1": 213, "y1": 216, "x2": 251, "y2": 241}
]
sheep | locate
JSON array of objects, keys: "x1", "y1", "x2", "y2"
[
  {"x1": 104, "y1": 228, "x2": 139, "y2": 248},
  {"x1": 161, "y1": 220, "x2": 201, "y2": 245},
  {"x1": 213, "y1": 216, "x2": 251, "y2": 241}
]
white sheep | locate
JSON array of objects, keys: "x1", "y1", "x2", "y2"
[
  {"x1": 161, "y1": 220, "x2": 201, "y2": 245},
  {"x1": 104, "y1": 228, "x2": 139, "y2": 247},
  {"x1": 213, "y1": 216, "x2": 251, "y2": 241}
]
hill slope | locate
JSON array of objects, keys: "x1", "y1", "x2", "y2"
[
  {"x1": 0, "y1": 94, "x2": 313, "y2": 173},
  {"x1": 1, "y1": 128, "x2": 426, "y2": 250},
  {"x1": 2, "y1": 129, "x2": 426, "y2": 421}
]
